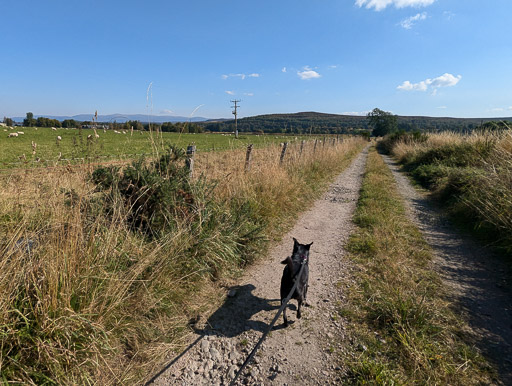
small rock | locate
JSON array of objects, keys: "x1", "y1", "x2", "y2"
[
  {"x1": 201, "y1": 339, "x2": 210, "y2": 353},
  {"x1": 210, "y1": 347, "x2": 221, "y2": 362}
]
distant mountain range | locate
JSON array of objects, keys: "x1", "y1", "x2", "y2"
[{"x1": 12, "y1": 113, "x2": 218, "y2": 123}]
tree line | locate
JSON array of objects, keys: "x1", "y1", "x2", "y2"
[{"x1": 3, "y1": 113, "x2": 204, "y2": 133}]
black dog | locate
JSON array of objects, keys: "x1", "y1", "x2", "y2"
[{"x1": 280, "y1": 237, "x2": 313, "y2": 327}]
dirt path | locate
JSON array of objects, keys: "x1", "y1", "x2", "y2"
[
  {"x1": 149, "y1": 147, "x2": 369, "y2": 385},
  {"x1": 382, "y1": 154, "x2": 512, "y2": 385}
]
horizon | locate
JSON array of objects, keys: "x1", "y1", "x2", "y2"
[
  {"x1": 8, "y1": 110, "x2": 512, "y2": 124},
  {"x1": 1, "y1": 1, "x2": 511, "y2": 119}
]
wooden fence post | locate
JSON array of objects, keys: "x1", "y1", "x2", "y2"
[
  {"x1": 313, "y1": 139, "x2": 318, "y2": 154},
  {"x1": 299, "y1": 140, "x2": 305, "y2": 158},
  {"x1": 323, "y1": 137, "x2": 326, "y2": 149},
  {"x1": 186, "y1": 145, "x2": 196, "y2": 178},
  {"x1": 280, "y1": 142, "x2": 288, "y2": 164},
  {"x1": 245, "y1": 144, "x2": 253, "y2": 172}
]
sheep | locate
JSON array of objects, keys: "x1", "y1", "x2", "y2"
[
  {"x1": 17, "y1": 131, "x2": 24, "y2": 135},
  {"x1": 57, "y1": 136, "x2": 62, "y2": 141},
  {"x1": 8, "y1": 132, "x2": 18, "y2": 137}
]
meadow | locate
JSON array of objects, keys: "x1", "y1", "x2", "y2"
[
  {"x1": 0, "y1": 132, "x2": 366, "y2": 384},
  {"x1": 0, "y1": 126, "x2": 317, "y2": 169}
]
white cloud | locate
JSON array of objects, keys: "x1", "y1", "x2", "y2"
[
  {"x1": 282, "y1": 67, "x2": 287, "y2": 73},
  {"x1": 342, "y1": 111, "x2": 369, "y2": 116},
  {"x1": 222, "y1": 73, "x2": 260, "y2": 80},
  {"x1": 244, "y1": 92, "x2": 254, "y2": 96},
  {"x1": 491, "y1": 108, "x2": 504, "y2": 112},
  {"x1": 508, "y1": 106, "x2": 512, "y2": 111},
  {"x1": 225, "y1": 90, "x2": 235, "y2": 95},
  {"x1": 397, "y1": 73, "x2": 462, "y2": 93},
  {"x1": 297, "y1": 66, "x2": 321, "y2": 80},
  {"x1": 356, "y1": 0, "x2": 435, "y2": 11},
  {"x1": 437, "y1": 106, "x2": 447, "y2": 109},
  {"x1": 400, "y1": 12, "x2": 427, "y2": 29},
  {"x1": 160, "y1": 109, "x2": 174, "y2": 114},
  {"x1": 329, "y1": 65, "x2": 338, "y2": 69}
]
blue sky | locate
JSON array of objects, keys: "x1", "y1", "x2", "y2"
[{"x1": 1, "y1": 0, "x2": 511, "y2": 119}]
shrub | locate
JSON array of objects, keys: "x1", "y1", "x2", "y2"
[{"x1": 91, "y1": 145, "x2": 195, "y2": 236}]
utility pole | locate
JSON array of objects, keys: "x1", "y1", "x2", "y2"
[{"x1": 231, "y1": 99, "x2": 241, "y2": 139}]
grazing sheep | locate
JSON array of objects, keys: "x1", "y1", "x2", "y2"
[
  {"x1": 52, "y1": 127, "x2": 57, "y2": 131},
  {"x1": 17, "y1": 131, "x2": 24, "y2": 135},
  {"x1": 8, "y1": 132, "x2": 18, "y2": 137},
  {"x1": 57, "y1": 136, "x2": 62, "y2": 141},
  {"x1": 87, "y1": 134, "x2": 93, "y2": 139}
]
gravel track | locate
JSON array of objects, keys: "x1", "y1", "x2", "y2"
[
  {"x1": 149, "y1": 147, "x2": 369, "y2": 385},
  {"x1": 382, "y1": 154, "x2": 512, "y2": 385}
]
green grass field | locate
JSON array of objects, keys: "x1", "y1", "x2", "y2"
[{"x1": 0, "y1": 127, "x2": 315, "y2": 168}]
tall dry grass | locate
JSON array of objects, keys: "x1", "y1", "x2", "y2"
[
  {"x1": 383, "y1": 129, "x2": 512, "y2": 252},
  {"x1": 0, "y1": 136, "x2": 366, "y2": 384}
]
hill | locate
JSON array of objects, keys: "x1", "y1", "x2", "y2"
[{"x1": 200, "y1": 111, "x2": 512, "y2": 134}]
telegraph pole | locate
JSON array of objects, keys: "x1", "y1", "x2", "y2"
[{"x1": 231, "y1": 99, "x2": 241, "y2": 139}]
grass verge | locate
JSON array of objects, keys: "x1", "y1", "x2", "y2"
[
  {"x1": 339, "y1": 146, "x2": 494, "y2": 385},
  {"x1": 379, "y1": 130, "x2": 512, "y2": 254}
]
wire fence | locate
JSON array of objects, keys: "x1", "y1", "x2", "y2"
[{"x1": 0, "y1": 135, "x2": 345, "y2": 174}]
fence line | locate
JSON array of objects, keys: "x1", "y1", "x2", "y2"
[{"x1": 0, "y1": 136, "x2": 346, "y2": 174}]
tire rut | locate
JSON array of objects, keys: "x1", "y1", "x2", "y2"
[
  {"x1": 149, "y1": 146, "x2": 369, "y2": 385},
  {"x1": 381, "y1": 154, "x2": 512, "y2": 385}
]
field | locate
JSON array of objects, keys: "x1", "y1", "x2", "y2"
[
  {"x1": 0, "y1": 126, "x2": 321, "y2": 169},
  {"x1": 0, "y1": 133, "x2": 366, "y2": 384}
]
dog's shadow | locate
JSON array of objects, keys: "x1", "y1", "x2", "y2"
[{"x1": 193, "y1": 284, "x2": 293, "y2": 337}]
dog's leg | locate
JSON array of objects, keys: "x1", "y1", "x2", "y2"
[
  {"x1": 297, "y1": 298, "x2": 302, "y2": 319},
  {"x1": 282, "y1": 299, "x2": 288, "y2": 327},
  {"x1": 304, "y1": 284, "x2": 310, "y2": 307}
]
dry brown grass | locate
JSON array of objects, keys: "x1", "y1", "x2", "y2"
[{"x1": 386, "y1": 130, "x2": 512, "y2": 252}]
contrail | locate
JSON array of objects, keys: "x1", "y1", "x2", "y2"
[{"x1": 190, "y1": 104, "x2": 205, "y2": 118}]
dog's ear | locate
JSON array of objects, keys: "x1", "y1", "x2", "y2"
[
  {"x1": 306, "y1": 241, "x2": 313, "y2": 249},
  {"x1": 292, "y1": 237, "x2": 299, "y2": 253}
]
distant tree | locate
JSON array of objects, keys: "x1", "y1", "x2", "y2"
[
  {"x1": 367, "y1": 108, "x2": 398, "y2": 137},
  {"x1": 479, "y1": 121, "x2": 512, "y2": 132},
  {"x1": 23, "y1": 112, "x2": 36, "y2": 127},
  {"x1": 62, "y1": 119, "x2": 78, "y2": 128},
  {"x1": 3, "y1": 117, "x2": 13, "y2": 126}
]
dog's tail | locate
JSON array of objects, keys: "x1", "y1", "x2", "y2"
[{"x1": 281, "y1": 256, "x2": 293, "y2": 275}]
